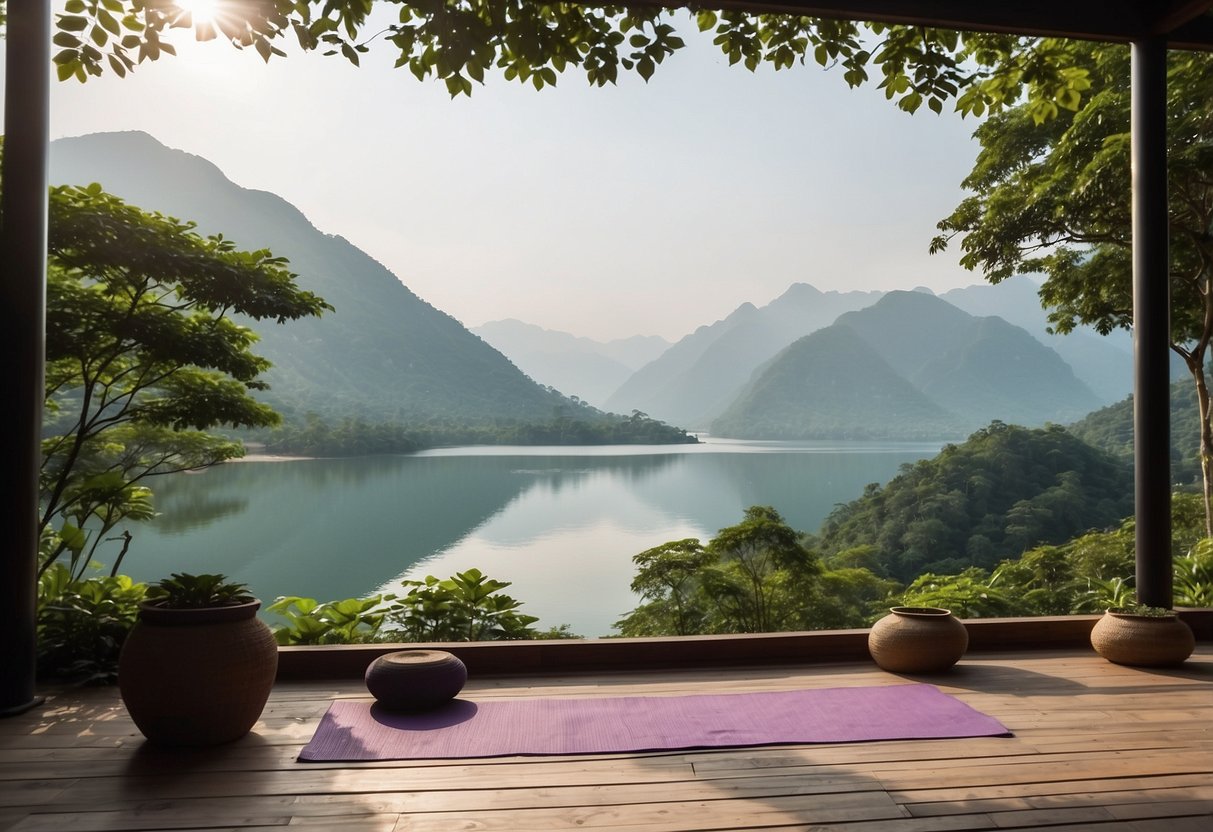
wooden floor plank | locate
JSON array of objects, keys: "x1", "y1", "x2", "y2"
[{"x1": 0, "y1": 647, "x2": 1208, "y2": 832}]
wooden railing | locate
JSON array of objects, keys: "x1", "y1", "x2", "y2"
[{"x1": 276, "y1": 609, "x2": 1213, "y2": 679}]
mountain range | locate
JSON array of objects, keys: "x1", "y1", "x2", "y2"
[
  {"x1": 712, "y1": 291, "x2": 1103, "y2": 439},
  {"x1": 50, "y1": 131, "x2": 1143, "y2": 443},
  {"x1": 571, "y1": 277, "x2": 1136, "y2": 433},
  {"x1": 602, "y1": 282, "x2": 882, "y2": 427}
]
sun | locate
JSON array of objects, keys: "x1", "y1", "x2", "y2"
[{"x1": 174, "y1": 0, "x2": 221, "y2": 28}]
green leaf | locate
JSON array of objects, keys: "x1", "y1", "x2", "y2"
[
  {"x1": 57, "y1": 15, "x2": 89, "y2": 32},
  {"x1": 59, "y1": 524, "x2": 88, "y2": 555},
  {"x1": 97, "y1": 9, "x2": 121, "y2": 36}
]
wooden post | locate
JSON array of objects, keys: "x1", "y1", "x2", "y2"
[
  {"x1": 1130, "y1": 36, "x2": 1173, "y2": 608},
  {"x1": 0, "y1": 0, "x2": 51, "y2": 715}
]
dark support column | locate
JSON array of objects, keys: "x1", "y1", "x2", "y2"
[
  {"x1": 1131, "y1": 37, "x2": 1173, "y2": 609},
  {"x1": 0, "y1": 0, "x2": 51, "y2": 715}
]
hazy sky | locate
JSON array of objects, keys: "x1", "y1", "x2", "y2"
[{"x1": 6, "y1": 11, "x2": 987, "y2": 341}]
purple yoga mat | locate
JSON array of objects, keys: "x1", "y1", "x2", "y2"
[{"x1": 299, "y1": 683, "x2": 1010, "y2": 762}]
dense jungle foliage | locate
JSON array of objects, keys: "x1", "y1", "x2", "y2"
[
  {"x1": 816, "y1": 422, "x2": 1134, "y2": 581},
  {"x1": 1067, "y1": 378, "x2": 1204, "y2": 489}
]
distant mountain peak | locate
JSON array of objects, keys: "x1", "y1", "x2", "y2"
[{"x1": 771, "y1": 283, "x2": 824, "y2": 303}]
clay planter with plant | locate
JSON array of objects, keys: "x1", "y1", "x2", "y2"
[
  {"x1": 1089, "y1": 604, "x2": 1196, "y2": 667},
  {"x1": 118, "y1": 573, "x2": 278, "y2": 746}
]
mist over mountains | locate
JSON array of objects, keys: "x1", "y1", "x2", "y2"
[
  {"x1": 713, "y1": 292, "x2": 1102, "y2": 439},
  {"x1": 471, "y1": 320, "x2": 669, "y2": 408},
  {"x1": 467, "y1": 279, "x2": 1128, "y2": 441},
  {"x1": 51, "y1": 131, "x2": 1138, "y2": 443},
  {"x1": 603, "y1": 283, "x2": 883, "y2": 427},
  {"x1": 49, "y1": 132, "x2": 581, "y2": 427}
]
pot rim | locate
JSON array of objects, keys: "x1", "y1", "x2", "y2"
[
  {"x1": 1105, "y1": 607, "x2": 1178, "y2": 621},
  {"x1": 889, "y1": 605, "x2": 953, "y2": 617},
  {"x1": 137, "y1": 597, "x2": 262, "y2": 625}
]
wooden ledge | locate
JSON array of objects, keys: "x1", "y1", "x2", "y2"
[{"x1": 274, "y1": 610, "x2": 1212, "y2": 680}]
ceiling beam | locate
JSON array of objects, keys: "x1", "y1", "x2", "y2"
[
  {"x1": 1166, "y1": 12, "x2": 1213, "y2": 49},
  {"x1": 617, "y1": 1, "x2": 1213, "y2": 50},
  {"x1": 1148, "y1": 0, "x2": 1213, "y2": 34}
]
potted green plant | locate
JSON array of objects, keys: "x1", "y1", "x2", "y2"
[
  {"x1": 118, "y1": 573, "x2": 278, "y2": 745},
  {"x1": 1090, "y1": 603, "x2": 1196, "y2": 667}
]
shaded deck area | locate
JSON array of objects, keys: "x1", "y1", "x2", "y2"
[{"x1": 2, "y1": 647, "x2": 1211, "y2": 832}]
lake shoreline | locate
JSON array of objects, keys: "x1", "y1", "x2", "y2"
[{"x1": 233, "y1": 453, "x2": 316, "y2": 463}]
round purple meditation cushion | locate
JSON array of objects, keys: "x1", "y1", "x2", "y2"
[{"x1": 364, "y1": 650, "x2": 468, "y2": 711}]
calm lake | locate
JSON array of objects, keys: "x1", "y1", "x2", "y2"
[{"x1": 120, "y1": 438, "x2": 944, "y2": 636}]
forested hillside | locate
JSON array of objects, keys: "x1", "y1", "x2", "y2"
[
  {"x1": 1068, "y1": 378, "x2": 1204, "y2": 488},
  {"x1": 816, "y1": 422, "x2": 1134, "y2": 580}
]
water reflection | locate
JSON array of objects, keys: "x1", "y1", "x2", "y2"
[{"x1": 121, "y1": 440, "x2": 939, "y2": 636}]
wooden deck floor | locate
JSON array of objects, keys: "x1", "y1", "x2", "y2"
[{"x1": 2, "y1": 648, "x2": 1211, "y2": 832}]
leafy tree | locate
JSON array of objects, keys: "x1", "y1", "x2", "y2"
[
  {"x1": 627, "y1": 539, "x2": 714, "y2": 636},
  {"x1": 929, "y1": 44, "x2": 1213, "y2": 533},
  {"x1": 813, "y1": 567, "x2": 899, "y2": 629},
  {"x1": 47, "y1": 2, "x2": 1097, "y2": 122},
  {"x1": 617, "y1": 506, "x2": 868, "y2": 636},
  {"x1": 38, "y1": 179, "x2": 330, "y2": 581},
  {"x1": 706, "y1": 505, "x2": 821, "y2": 632}
]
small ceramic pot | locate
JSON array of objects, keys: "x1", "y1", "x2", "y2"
[
  {"x1": 868, "y1": 606, "x2": 969, "y2": 673},
  {"x1": 365, "y1": 649, "x2": 468, "y2": 711}
]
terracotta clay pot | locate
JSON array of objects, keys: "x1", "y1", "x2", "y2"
[
  {"x1": 1090, "y1": 609, "x2": 1195, "y2": 667},
  {"x1": 119, "y1": 599, "x2": 278, "y2": 746},
  {"x1": 868, "y1": 606, "x2": 969, "y2": 673}
]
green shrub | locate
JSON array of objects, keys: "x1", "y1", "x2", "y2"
[{"x1": 37, "y1": 564, "x2": 147, "y2": 684}]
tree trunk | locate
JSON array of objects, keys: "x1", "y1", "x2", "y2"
[{"x1": 1191, "y1": 359, "x2": 1213, "y2": 538}]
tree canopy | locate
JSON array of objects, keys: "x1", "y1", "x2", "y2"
[
  {"x1": 817, "y1": 422, "x2": 1134, "y2": 581},
  {"x1": 37, "y1": 176, "x2": 330, "y2": 581},
  {"x1": 46, "y1": 2, "x2": 1096, "y2": 119},
  {"x1": 930, "y1": 43, "x2": 1213, "y2": 533},
  {"x1": 617, "y1": 505, "x2": 839, "y2": 635}
]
